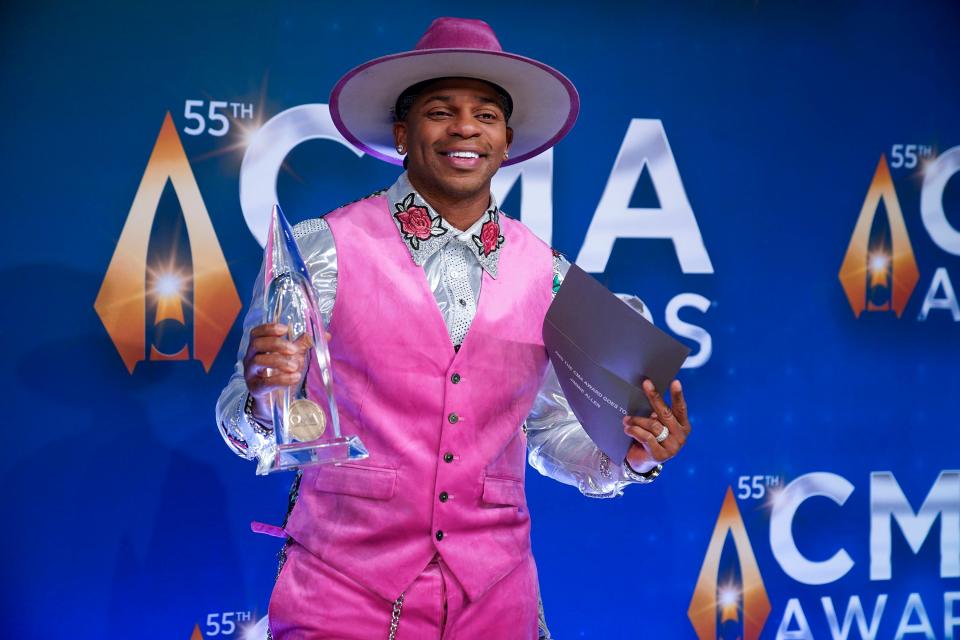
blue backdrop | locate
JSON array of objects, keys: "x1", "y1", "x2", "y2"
[{"x1": 3, "y1": 2, "x2": 959, "y2": 638}]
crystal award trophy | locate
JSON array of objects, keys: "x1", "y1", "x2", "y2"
[{"x1": 255, "y1": 204, "x2": 369, "y2": 475}]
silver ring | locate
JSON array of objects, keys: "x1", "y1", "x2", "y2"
[{"x1": 655, "y1": 425, "x2": 670, "y2": 443}]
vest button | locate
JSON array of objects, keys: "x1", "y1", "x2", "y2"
[
  {"x1": 443, "y1": 452, "x2": 454, "y2": 463},
  {"x1": 436, "y1": 530, "x2": 445, "y2": 541},
  {"x1": 439, "y1": 491, "x2": 449, "y2": 502},
  {"x1": 450, "y1": 373, "x2": 461, "y2": 384},
  {"x1": 448, "y1": 413, "x2": 459, "y2": 424}
]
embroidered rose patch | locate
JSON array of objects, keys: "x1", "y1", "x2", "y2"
[
  {"x1": 473, "y1": 211, "x2": 504, "y2": 258},
  {"x1": 394, "y1": 193, "x2": 446, "y2": 250}
]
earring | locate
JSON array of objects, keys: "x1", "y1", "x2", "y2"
[
  {"x1": 503, "y1": 151, "x2": 509, "y2": 159},
  {"x1": 397, "y1": 144, "x2": 405, "y2": 154}
]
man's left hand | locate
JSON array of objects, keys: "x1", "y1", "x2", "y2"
[{"x1": 622, "y1": 379, "x2": 691, "y2": 474}]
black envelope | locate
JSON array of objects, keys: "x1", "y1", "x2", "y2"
[{"x1": 542, "y1": 264, "x2": 691, "y2": 462}]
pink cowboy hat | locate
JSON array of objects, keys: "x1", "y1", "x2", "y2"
[{"x1": 329, "y1": 17, "x2": 579, "y2": 167}]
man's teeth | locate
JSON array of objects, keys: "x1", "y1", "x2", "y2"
[{"x1": 446, "y1": 151, "x2": 480, "y2": 159}]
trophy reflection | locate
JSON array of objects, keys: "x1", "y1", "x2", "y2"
[{"x1": 256, "y1": 204, "x2": 369, "y2": 475}]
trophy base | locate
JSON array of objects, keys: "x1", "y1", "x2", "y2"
[{"x1": 256, "y1": 435, "x2": 369, "y2": 475}]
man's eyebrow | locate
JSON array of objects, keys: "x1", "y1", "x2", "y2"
[
  {"x1": 421, "y1": 95, "x2": 453, "y2": 104},
  {"x1": 420, "y1": 95, "x2": 504, "y2": 109}
]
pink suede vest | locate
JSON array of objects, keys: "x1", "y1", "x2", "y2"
[{"x1": 284, "y1": 195, "x2": 553, "y2": 602}]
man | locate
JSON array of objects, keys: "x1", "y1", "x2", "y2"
[{"x1": 216, "y1": 17, "x2": 692, "y2": 639}]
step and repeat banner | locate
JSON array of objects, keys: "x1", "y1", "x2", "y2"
[{"x1": 2, "y1": 2, "x2": 959, "y2": 638}]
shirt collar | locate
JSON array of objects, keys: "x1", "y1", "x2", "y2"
[{"x1": 386, "y1": 172, "x2": 505, "y2": 278}]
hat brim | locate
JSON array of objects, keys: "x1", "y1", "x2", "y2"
[{"x1": 329, "y1": 49, "x2": 579, "y2": 166}]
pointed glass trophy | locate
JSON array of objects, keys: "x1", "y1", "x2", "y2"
[{"x1": 255, "y1": 204, "x2": 369, "y2": 475}]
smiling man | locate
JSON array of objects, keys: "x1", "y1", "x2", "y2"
[
  {"x1": 393, "y1": 77, "x2": 512, "y2": 225},
  {"x1": 217, "y1": 16, "x2": 692, "y2": 640}
]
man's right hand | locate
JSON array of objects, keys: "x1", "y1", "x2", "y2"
[{"x1": 243, "y1": 323, "x2": 313, "y2": 421}]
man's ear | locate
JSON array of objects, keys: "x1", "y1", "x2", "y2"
[
  {"x1": 393, "y1": 121, "x2": 407, "y2": 150},
  {"x1": 505, "y1": 126, "x2": 514, "y2": 151}
]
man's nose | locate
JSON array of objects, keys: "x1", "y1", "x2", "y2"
[{"x1": 447, "y1": 111, "x2": 481, "y2": 138}]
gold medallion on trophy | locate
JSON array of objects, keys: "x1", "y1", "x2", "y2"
[{"x1": 288, "y1": 399, "x2": 327, "y2": 441}]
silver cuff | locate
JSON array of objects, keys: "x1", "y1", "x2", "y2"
[
  {"x1": 622, "y1": 460, "x2": 663, "y2": 484},
  {"x1": 243, "y1": 392, "x2": 274, "y2": 436}
]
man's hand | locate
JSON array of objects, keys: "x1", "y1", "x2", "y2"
[
  {"x1": 243, "y1": 323, "x2": 314, "y2": 421},
  {"x1": 622, "y1": 379, "x2": 691, "y2": 474}
]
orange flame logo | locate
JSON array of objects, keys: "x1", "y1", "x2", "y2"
[
  {"x1": 95, "y1": 112, "x2": 241, "y2": 372},
  {"x1": 688, "y1": 487, "x2": 771, "y2": 640},
  {"x1": 838, "y1": 155, "x2": 919, "y2": 317}
]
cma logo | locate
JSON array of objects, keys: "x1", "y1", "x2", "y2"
[
  {"x1": 690, "y1": 471, "x2": 960, "y2": 640},
  {"x1": 688, "y1": 487, "x2": 771, "y2": 640},
  {"x1": 238, "y1": 106, "x2": 715, "y2": 368},
  {"x1": 95, "y1": 113, "x2": 241, "y2": 373},
  {"x1": 839, "y1": 147, "x2": 960, "y2": 321}
]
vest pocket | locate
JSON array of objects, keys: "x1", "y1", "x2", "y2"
[
  {"x1": 481, "y1": 475, "x2": 524, "y2": 507},
  {"x1": 312, "y1": 464, "x2": 397, "y2": 500}
]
